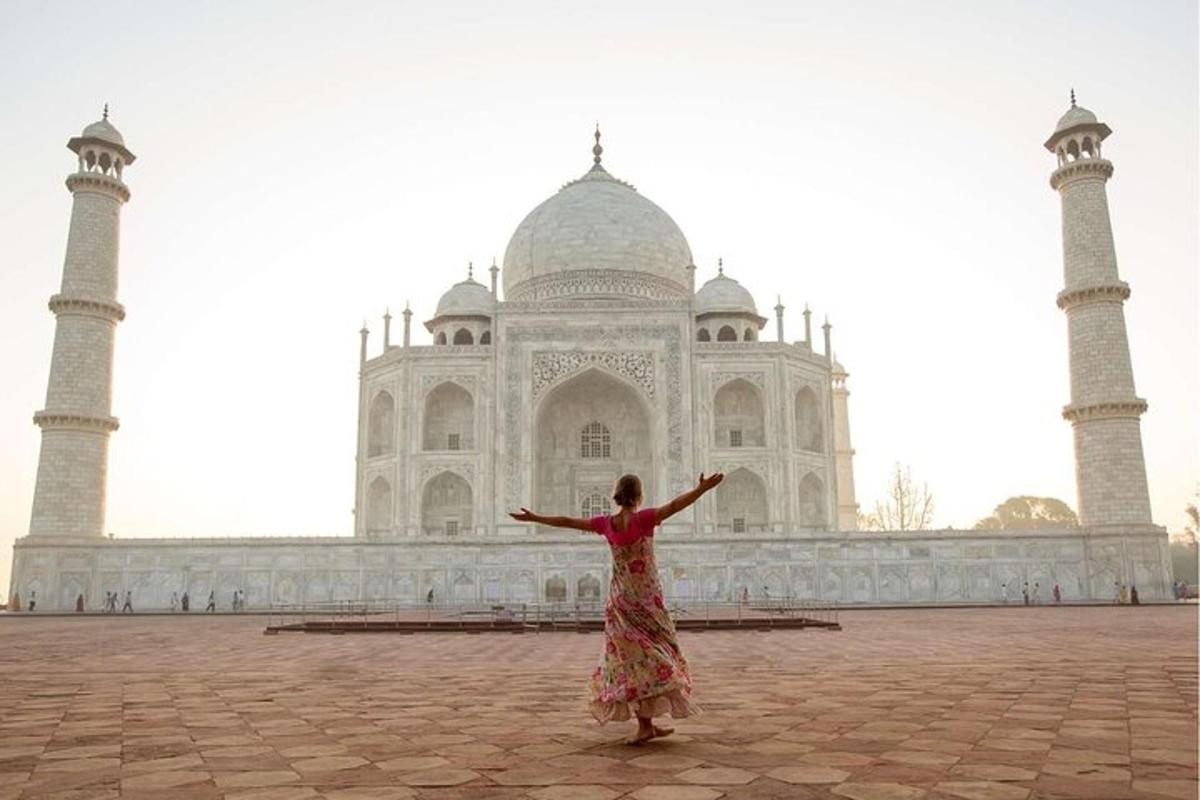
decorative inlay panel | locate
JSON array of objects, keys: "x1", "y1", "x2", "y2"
[{"x1": 532, "y1": 351, "x2": 655, "y2": 401}]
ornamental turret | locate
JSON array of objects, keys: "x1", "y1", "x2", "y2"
[
  {"x1": 1045, "y1": 93, "x2": 1152, "y2": 529},
  {"x1": 27, "y1": 108, "x2": 135, "y2": 539}
]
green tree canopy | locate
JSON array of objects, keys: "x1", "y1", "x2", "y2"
[{"x1": 975, "y1": 496, "x2": 1078, "y2": 530}]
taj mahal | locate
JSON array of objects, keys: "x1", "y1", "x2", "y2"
[{"x1": 9, "y1": 98, "x2": 1173, "y2": 610}]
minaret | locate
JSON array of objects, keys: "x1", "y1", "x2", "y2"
[
  {"x1": 1045, "y1": 93, "x2": 1152, "y2": 529},
  {"x1": 831, "y1": 358, "x2": 859, "y2": 530},
  {"x1": 27, "y1": 109, "x2": 135, "y2": 540}
]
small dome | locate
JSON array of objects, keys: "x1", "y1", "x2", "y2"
[
  {"x1": 695, "y1": 271, "x2": 758, "y2": 317},
  {"x1": 80, "y1": 117, "x2": 125, "y2": 147},
  {"x1": 502, "y1": 162, "x2": 693, "y2": 299},
  {"x1": 1053, "y1": 104, "x2": 1098, "y2": 135},
  {"x1": 435, "y1": 277, "x2": 493, "y2": 317}
]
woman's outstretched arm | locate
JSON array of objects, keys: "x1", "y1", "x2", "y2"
[
  {"x1": 508, "y1": 507, "x2": 594, "y2": 533},
  {"x1": 655, "y1": 472, "x2": 724, "y2": 524}
]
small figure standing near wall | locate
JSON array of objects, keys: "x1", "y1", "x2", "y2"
[
  {"x1": 1130, "y1": 585, "x2": 1140, "y2": 605},
  {"x1": 1032, "y1": 583, "x2": 1041, "y2": 605},
  {"x1": 9, "y1": 593, "x2": 20, "y2": 612},
  {"x1": 28, "y1": 591, "x2": 37, "y2": 612},
  {"x1": 121, "y1": 591, "x2": 133, "y2": 614},
  {"x1": 741, "y1": 587, "x2": 749, "y2": 606},
  {"x1": 1119, "y1": 584, "x2": 1129, "y2": 605},
  {"x1": 75, "y1": 594, "x2": 84, "y2": 613},
  {"x1": 1053, "y1": 584, "x2": 1061, "y2": 604},
  {"x1": 1022, "y1": 583, "x2": 1029, "y2": 606},
  {"x1": 181, "y1": 591, "x2": 190, "y2": 612},
  {"x1": 205, "y1": 591, "x2": 216, "y2": 613},
  {"x1": 1113, "y1": 581, "x2": 1122, "y2": 604},
  {"x1": 170, "y1": 592, "x2": 178, "y2": 612},
  {"x1": 426, "y1": 588, "x2": 434, "y2": 605},
  {"x1": 1000, "y1": 582, "x2": 1008, "y2": 604},
  {"x1": 510, "y1": 472, "x2": 722, "y2": 745}
]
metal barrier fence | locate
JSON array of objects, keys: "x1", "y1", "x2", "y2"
[{"x1": 264, "y1": 597, "x2": 839, "y2": 632}]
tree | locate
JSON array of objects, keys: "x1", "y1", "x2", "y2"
[
  {"x1": 860, "y1": 463, "x2": 936, "y2": 531},
  {"x1": 975, "y1": 496, "x2": 1078, "y2": 530},
  {"x1": 1169, "y1": 488, "x2": 1198, "y2": 586}
]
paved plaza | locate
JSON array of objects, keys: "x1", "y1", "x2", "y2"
[{"x1": 0, "y1": 606, "x2": 1195, "y2": 800}]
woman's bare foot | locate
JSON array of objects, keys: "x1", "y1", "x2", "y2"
[{"x1": 652, "y1": 725, "x2": 674, "y2": 739}]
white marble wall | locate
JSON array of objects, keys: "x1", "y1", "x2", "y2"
[{"x1": 10, "y1": 528, "x2": 1172, "y2": 611}]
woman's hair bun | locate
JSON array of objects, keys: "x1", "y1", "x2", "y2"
[{"x1": 612, "y1": 474, "x2": 643, "y2": 507}]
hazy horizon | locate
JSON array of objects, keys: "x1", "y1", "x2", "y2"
[{"x1": 2, "y1": 0, "x2": 1196, "y2": 590}]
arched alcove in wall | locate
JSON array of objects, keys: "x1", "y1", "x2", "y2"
[
  {"x1": 798, "y1": 472, "x2": 826, "y2": 528},
  {"x1": 423, "y1": 382, "x2": 474, "y2": 451},
  {"x1": 714, "y1": 467, "x2": 768, "y2": 533},
  {"x1": 366, "y1": 476, "x2": 392, "y2": 533},
  {"x1": 535, "y1": 368, "x2": 651, "y2": 515},
  {"x1": 367, "y1": 391, "x2": 395, "y2": 457},
  {"x1": 795, "y1": 386, "x2": 823, "y2": 453},
  {"x1": 420, "y1": 471, "x2": 473, "y2": 536},
  {"x1": 713, "y1": 379, "x2": 765, "y2": 448}
]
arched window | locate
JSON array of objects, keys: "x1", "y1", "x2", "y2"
[
  {"x1": 367, "y1": 391, "x2": 395, "y2": 457},
  {"x1": 423, "y1": 382, "x2": 474, "y2": 451},
  {"x1": 798, "y1": 472, "x2": 826, "y2": 528},
  {"x1": 794, "y1": 386, "x2": 823, "y2": 453},
  {"x1": 435, "y1": 332, "x2": 447, "y2": 345},
  {"x1": 366, "y1": 477, "x2": 392, "y2": 533},
  {"x1": 715, "y1": 468, "x2": 768, "y2": 533},
  {"x1": 453, "y1": 328, "x2": 473, "y2": 345},
  {"x1": 421, "y1": 471, "x2": 473, "y2": 536},
  {"x1": 713, "y1": 379, "x2": 765, "y2": 447},
  {"x1": 577, "y1": 574, "x2": 601, "y2": 601},
  {"x1": 696, "y1": 327, "x2": 711, "y2": 342},
  {"x1": 717, "y1": 325, "x2": 737, "y2": 342},
  {"x1": 743, "y1": 328, "x2": 755, "y2": 341},
  {"x1": 581, "y1": 493, "x2": 607, "y2": 517},
  {"x1": 545, "y1": 576, "x2": 567, "y2": 603},
  {"x1": 580, "y1": 421, "x2": 612, "y2": 458},
  {"x1": 480, "y1": 331, "x2": 491, "y2": 345}
]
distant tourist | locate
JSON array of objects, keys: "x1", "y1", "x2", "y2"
[
  {"x1": 75, "y1": 594, "x2": 84, "y2": 613},
  {"x1": 121, "y1": 591, "x2": 133, "y2": 614},
  {"x1": 231, "y1": 591, "x2": 239, "y2": 612},
  {"x1": 426, "y1": 588, "x2": 434, "y2": 605},
  {"x1": 170, "y1": 591, "x2": 178, "y2": 612},
  {"x1": 1119, "y1": 584, "x2": 1129, "y2": 605},
  {"x1": 741, "y1": 587, "x2": 749, "y2": 605},
  {"x1": 1130, "y1": 585, "x2": 1140, "y2": 605},
  {"x1": 8, "y1": 593, "x2": 19, "y2": 612},
  {"x1": 510, "y1": 472, "x2": 720, "y2": 744},
  {"x1": 181, "y1": 591, "x2": 190, "y2": 612},
  {"x1": 1053, "y1": 584, "x2": 1061, "y2": 604},
  {"x1": 1022, "y1": 582, "x2": 1029, "y2": 606},
  {"x1": 205, "y1": 591, "x2": 216, "y2": 613},
  {"x1": 1113, "y1": 581, "x2": 1122, "y2": 604},
  {"x1": 1032, "y1": 582, "x2": 1041, "y2": 605},
  {"x1": 28, "y1": 591, "x2": 37, "y2": 612},
  {"x1": 1000, "y1": 582, "x2": 1008, "y2": 604},
  {"x1": 763, "y1": 585, "x2": 771, "y2": 602}
]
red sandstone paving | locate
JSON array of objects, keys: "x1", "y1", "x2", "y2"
[{"x1": 0, "y1": 606, "x2": 1195, "y2": 799}]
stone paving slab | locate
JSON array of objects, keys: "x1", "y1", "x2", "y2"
[{"x1": 0, "y1": 606, "x2": 1194, "y2": 799}]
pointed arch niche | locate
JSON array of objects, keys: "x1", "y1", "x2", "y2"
[
  {"x1": 713, "y1": 379, "x2": 765, "y2": 448},
  {"x1": 794, "y1": 386, "x2": 824, "y2": 453},
  {"x1": 366, "y1": 476, "x2": 393, "y2": 534},
  {"x1": 535, "y1": 368, "x2": 651, "y2": 516},
  {"x1": 798, "y1": 472, "x2": 826, "y2": 529},
  {"x1": 423, "y1": 382, "x2": 474, "y2": 451},
  {"x1": 715, "y1": 467, "x2": 768, "y2": 533},
  {"x1": 421, "y1": 471, "x2": 473, "y2": 536},
  {"x1": 367, "y1": 391, "x2": 395, "y2": 457}
]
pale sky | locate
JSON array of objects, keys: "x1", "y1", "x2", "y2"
[{"x1": 1, "y1": 0, "x2": 1196, "y2": 591}]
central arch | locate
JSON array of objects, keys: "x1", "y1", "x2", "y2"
[{"x1": 535, "y1": 368, "x2": 652, "y2": 516}]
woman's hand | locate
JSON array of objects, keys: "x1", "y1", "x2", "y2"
[
  {"x1": 697, "y1": 472, "x2": 724, "y2": 493},
  {"x1": 509, "y1": 507, "x2": 537, "y2": 523}
]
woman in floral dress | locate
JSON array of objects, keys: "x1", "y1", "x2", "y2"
[{"x1": 510, "y1": 472, "x2": 724, "y2": 744}]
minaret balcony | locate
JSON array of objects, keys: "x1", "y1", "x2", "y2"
[
  {"x1": 1049, "y1": 158, "x2": 1113, "y2": 191},
  {"x1": 1055, "y1": 281, "x2": 1130, "y2": 310},
  {"x1": 65, "y1": 171, "x2": 130, "y2": 202}
]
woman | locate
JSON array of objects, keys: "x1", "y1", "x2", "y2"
[{"x1": 510, "y1": 471, "x2": 723, "y2": 744}]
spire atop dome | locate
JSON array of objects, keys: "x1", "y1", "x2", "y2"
[
  {"x1": 592, "y1": 124, "x2": 603, "y2": 165},
  {"x1": 467, "y1": 261, "x2": 474, "y2": 280},
  {"x1": 717, "y1": 257, "x2": 724, "y2": 276},
  {"x1": 1070, "y1": 88, "x2": 1076, "y2": 108},
  {"x1": 102, "y1": 103, "x2": 109, "y2": 120}
]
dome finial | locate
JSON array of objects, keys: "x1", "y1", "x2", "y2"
[
  {"x1": 1070, "y1": 88, "x2": 1076, "y2": 108},
  {"x1": 592, "y1": 123, "x2": 603, "y2": 165},
  {"x1": 102, "y1": 103, "x2": 109, "y2": 120},
  {"x1": 717, "y1": 257, "x2": 724, "y2": 276},
  {"x1": 467, "y1": 261, "x2": 474, "y2": 280}
]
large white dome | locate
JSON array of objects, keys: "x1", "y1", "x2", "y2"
[{"x1": 501, "y1": 159, "x2": 693, "y2": 302}]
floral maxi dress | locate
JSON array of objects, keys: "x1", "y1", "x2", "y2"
[{"x1": 587, "y1": 508, "x2": 701, "y2": 722}]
